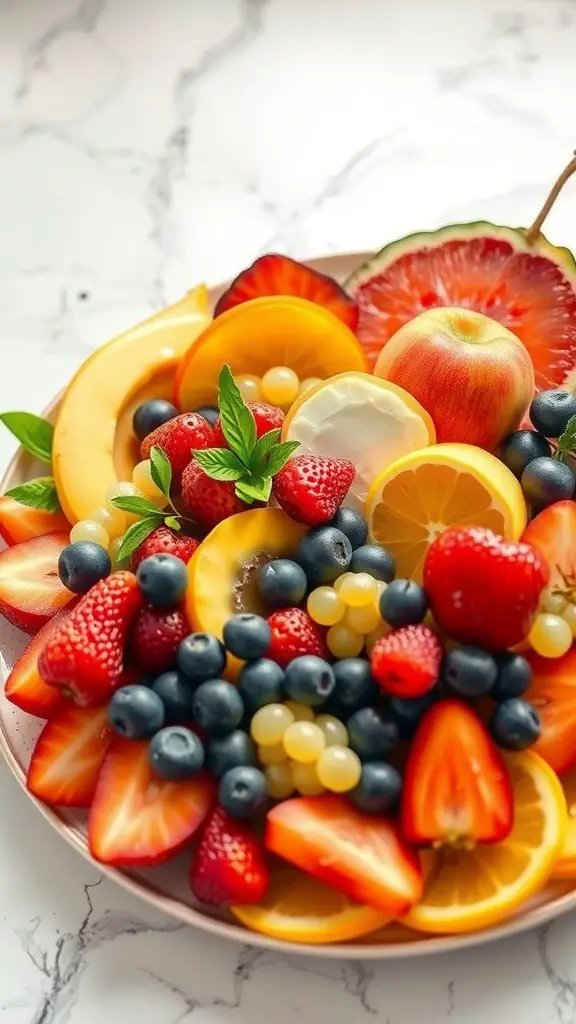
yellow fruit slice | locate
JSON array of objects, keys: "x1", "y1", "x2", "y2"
[
  {"x1": 404, "y1": 750, "x2": 566, "y2": 935},
  {"x1": 366, "y1": 443, "x2": 527, "y2": 582},
  {"x1": 551, "y1": 765, "x2": 576, "y2": 879},
  {"x1": 231, "y1": 865, "x2": 389, "y2": 944},
  {"x1": 282, "y1": 372, "x2": 435, "y2": 511}
]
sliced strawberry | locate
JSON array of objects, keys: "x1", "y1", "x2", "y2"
[
  {"x1": 0, "y1": 496, "x2": 69, "y2": 547},
  {"x1": 4, "y1": 600, "x2": 78, "y2": 717},
  {"x1": 214, "y1": 254, "x2": 359, "y2": 331},
  {"x1": 26, "y1": 701, "x2": 112, "y2": 806},
  {"x1": 89, "y1": 738, "x2": 216, "y2": 866},
  {"x1": 522, "y1": 500, "x2": 576, "y2": 607},
  {"x1": 401, "y1": 699, "x2": 514, "y2": 845},
  {"x1": 266, "y1": 795, "x2": 422, "y2": 916},
  {"x1": 0, "y1": 532, "x2": 72, "y2": 634},
  {"x1": 525, "y1": 647, "x2": 576, "y2": 774}
]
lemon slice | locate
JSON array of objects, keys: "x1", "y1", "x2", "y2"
[
  {"x1": 552, "y1": 765, "x2": 576, "y2": 879},
  {"x1": 231, "y1": 865, "x2": 390, "y2": 944},
  {"x1": 366, "y1": 442, "x2": 527, "y2": 582},
  {"x1": 404, "y1": 750, "x2": 566, "y2": 934},
  {"x1": 282, "y1": 372, "x2": 435, "y2": 511}
]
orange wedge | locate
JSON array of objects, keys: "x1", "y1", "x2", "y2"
[
  {"x1": 366, "y1": 443, "x2": 527, "y2": 582},
  {"x1": 404, "y1": 750, "x2": 566, "y2": 935},
  {"x1": 231, "y1": 865, "x2": 389, "y2": 944},
  {"x1": 551, "y1": 765, "x2": 576, "y2": 879}
]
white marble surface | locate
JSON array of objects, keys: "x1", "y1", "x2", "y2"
[{"x1": 2, "y1": 0, "x2": 576, "y2": 1019}]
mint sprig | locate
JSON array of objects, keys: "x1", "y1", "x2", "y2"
[
  {"x1": 110, "y1": 445, "x2": 186, "y2": 559},
  {"x1": 0, "y1": 411, "x2": 62, "y2": 511},
  {"x1": 555, "y1": 415, "x2": 576, "y2": 461},
  {"x1": 5, "y1": 477, "x2": 61, "y2": 513}
]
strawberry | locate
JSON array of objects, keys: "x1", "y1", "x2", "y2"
[
  {"x1": 4, "y1": 600, "x2": 79, "y2": 717},
  {"x1": 129, "y1": 603, "x2": 190, "y2": 674},
  {"x1": 272, "y1": 454, "x2": 355, "y2": 526},
  {"x1": 267, "y1": 607, "x2": 328, "y2": 666},
  {"x1": 0, "y1": 532, "x2": 72, "y2": 634},
  {"x1": 214, "y1": 253, "x2": 359, "y2": 331},
  {"x1": 401, "y1": 699, "x2": 514, "y2": 846},
  {"x1": 524, "y1": 646, "x2": 576, "y2": 774},
  {"x1": 27, "y1": 701, "x2": 112, "y2": 806},
  {"x1": 140, "y1": 413, "x2": 213, "y2": 479},
  {"x1": 423, "y1": 526, "x2": 549, "y2": 651},
  {"x1": 371, "y1": 624, "x2": 442, "y2": 698},
  {"x1": 212, "y1": 402, "x2": 284, "y2": 448},
  {"x1": 190, "y1": 806, "x2": 269, "y2": 906},
  {"x1": 181, "y1": 459, "x2": 249, "y2": 529},
  {"x1": 89, "y1": 737, "x2": 216, "y2": 866},
  {"x1": 522, "y1": 500, "x2": 576, "y2": 609},
  {"x1": 38, "y1": 572, "x2": 143, "y2": 707},
  {"x1": 131, "y1": 525, "x2": 199, "y2": 571}
]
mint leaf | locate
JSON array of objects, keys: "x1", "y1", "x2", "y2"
[
  {"x1": 194, "y1": 447, "x2": 246, "y2": 482},
  {"x1": 165, "y1": 515, "x2": 182, "y2": 532},
  {"x1": 116, "y1": 517, "x2": 160, "y2": 562},
  {"x1": 217, "y1": 364, "x2": 256, "y2": 466},
  {"x1": 261, "y1": 441, "x2": 300, "y2": 478},
  {"x1": 556, "y1": 415, "x2": 576, "y2": 460},
  {"x1": 110, "y1": 495, "x2": 165, "y2": 518},
  {"x1": 5, "y1": 476, "x2": 61, "y2": 512},
  {"x1": 0, "y1": 412, "x2": 54, "y2": 463},
  {"x1": 250, "y1": 429, "x2": 281, "y2": 474},
  {"x1": 149, "y1": 445, "x2": 172, "y2": 497},
  {"x1": 235, "y1": 477, "x2": 273, "y2": 504}
]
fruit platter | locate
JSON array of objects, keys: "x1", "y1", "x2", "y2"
[{"x1": 4, "y1": 158, "x2": 576, "y2": 958}]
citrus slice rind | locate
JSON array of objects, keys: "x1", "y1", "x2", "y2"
[{"x1": 551, "y1": 765, "x2": 576, "y2": 880}]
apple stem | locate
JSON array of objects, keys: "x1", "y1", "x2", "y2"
[{"x1": 525, "y1": 151, "x2": 576, "y2": 245}]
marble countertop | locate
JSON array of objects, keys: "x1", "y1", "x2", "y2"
[{"x1": 2, "y1": 0, "x2": 576, "y2": 1019}]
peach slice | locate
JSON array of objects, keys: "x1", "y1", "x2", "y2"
[
  {"x1": 174, "y1": 296, "x2": 367, "y2": 411},
  {"x1": 53, "y1": 285, "x2": 211, "y2": 523}
]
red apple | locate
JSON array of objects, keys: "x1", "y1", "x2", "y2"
[{"x1": 373, "y1": 308, "x2": 534, "y2": 450}]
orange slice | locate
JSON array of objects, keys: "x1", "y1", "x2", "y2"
[
  {"x1": 551, "y1": 765, "x2": 576, "y2": 879},
  {"x1": 231, "y1": 865, "x2": 389, "y2": 944},
  {"x1": 366, "y1": 443, "x2": 527, "y2": 582},
  {"x1": 404, "y1": 750, "x2": 566, "y2": 934}
]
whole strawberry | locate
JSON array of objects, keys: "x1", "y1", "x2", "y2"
[
  {"x1": 273, "y1": 454, "x2": 355, "y2": 526},
  {"x1": 371, "y1": 624, "x2": 442, "y2": 698},
  {"x1": 424, "y1": 526, "x2": 549, "y2": 651},
  {"x1": 267, "y1": 607, "x2": 328, "y2": 667},
  {"x1": 131, "y1": 525, "x2": 199, "y2": 571},
  {"x1": 212, "y1": 402, "x2": 284, "y2": 447},
  {"x1": 141, "y1": 413, "x2": 213, "y2": 479},
  {"x1": 190, "y1": 806, "x2": 269, "y2": 906},
  {"x1": 181, "y1": 460, "x2": 249, "y2": 529},
  {"x1": 130, "y1": 604, "x2": 190, "y2": 674},
  {"x1": 38, "y1": 572, "x2": 142, "y2": 706}
]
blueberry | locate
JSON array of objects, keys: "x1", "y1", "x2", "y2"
[
  {"x1": 347, "y1": 707, "x2": 399, "y2": 760},
  {"x1": 529, "y1": 389, "x2": 576, "y2": 438},
  {"x1": 151, "y1": 670, "x2": 194, "y2": 723},
  {"x1": 192, "y1": 679, "x2": 244, "y2": 735},
  {"x1": 108, "y1": 685, "x2": 165, "y2": 739},
  {"x1": 238, "y1": 658, "x2": 285, "y2": 711},
  {"x1": 218, "y1": 766, "x2": 267, "y2": 819},
  {"x1": 390, "y1": 688, "x2": 441, "y2": 739},
  {"x1": 380, "y1": 579, "x2": 427, "y2": 627},
  {"x1": 442, "y1": 646, "x2": 498, "y2": 698},
  {"x1": 223, "y1": 613, "x2": 272, "y2": 660},
  {"x1": 489, "y1": 698, "x2": 541, "y2": 750},
  {"x1": 257, "y1": 559, "x2": 307, "y2": 609},
  {"x1": 328, "y1": 507, "x2": 368, "y2": 550},
  {"x1": 133, "y1": 399, "x2": 178, "y2": 441},
  {"x1": 177, "y1": 633, "x2": 227, "y2": 682},
  {"x1": 490, "y1": 652, "x2": 533, "y2": 701},
  {"x1": 208, "y1": 730, "x2": 256, "y2": 778},
  {"x1": 149, "y1": 726, "x2": 204, "y2": 780},
  {"x1": 194, "y1": 405, "x2": 219, "y2": 426},
  {"x1": 350, "y1": 762, "x2": 403, "y2": 815},
  {"x1": 58, "y1": 541, "x2": 111, "y2": 594},
  {"x1": 332, "y1": 658, "x2": 378, "y2": 710},
  {"x1": 499, "y1": 430, "x2": 551, "y2": 479},
  {"x1": 136, "y1": 553, "x2": 188, "y2": 606},
  {"x1": 297, "y1": 526, "x2": 353, "y2": 584},
  {"x1": 283, "y1": 655, "x2": 335, "y2": 707},
  {"x1": 521, "y1": 456, "x2": 575, "y2": 511},
  {"x1": 350, "y1": 544, "x2": 395, "y2": 582}
]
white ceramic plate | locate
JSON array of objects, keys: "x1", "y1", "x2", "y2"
[{"x1": 1, "y1": 252, "x2": 575, "y2": 958}]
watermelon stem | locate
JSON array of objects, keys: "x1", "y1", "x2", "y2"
[{"x1": 526, "y1": 151, "x2": 576, "y2": 245}]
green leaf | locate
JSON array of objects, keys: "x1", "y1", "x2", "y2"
[
  {"x1": 217, "y1": 364, "x2": 256, "y2": 465},
  {"x1": 110, "y1": 495, "x2": 165, "y2": 518},
  {"x1": 116, "y1": 517, "x2": 161, "y2": 562},
  {"x1": 5, "y1": 476, "x2": 61, "y2": 512},
  {"x1": 165, "y1": 515, "x2": 182, "y2": 532},
  {"x1": 250, "y1": 428, "x2": 281, "y2": 474},
  {"x1": 557, "y1": 415, "x2": 576, "y2": 459},
  {"x1": 149, "y1": 445, "x2": 172, "y2": 497},
  {"x1": 235, "y1": 477, "x2": 273, "y2": 504},
  {"x1": 261, "y1": 441, "x2": 300, "y2": 478},
  {"x1": 0, "y1": 412, "x2": 54, "y2": 463},
  {"x1": 193, "y1": 447, "x2": 246, "y2": 482}
]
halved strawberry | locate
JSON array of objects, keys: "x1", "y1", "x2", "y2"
[
  {"x1": 0, "y1": 496, "x2": 69, "y2": 547},
  {"x1": 401, "y1": 699, "x2": 514, "y2": 845},
  {"x1": 4, "y1": 600, "x2": 78, "y2": 717},
  {"x1": 525, "y1": 647, "x2": 576, "y2": 775},
  {"x1": 0, "y1": 532, "x2": 71, "y2": 634},
  {"x1": 89, "y1": 738, "x2": 216, "y2": 866},
  {"x1": 265, "y1": 795, "x2": 422, "y2": 916},
  {"x1": 214, "y1": 254, "x2": 359, "y2": 331},
  {"x1": 522, "y1": 500, "x2": 576, "y2": 608},
  {"x1": 26, "y1": 701, "x2": 112, "y2": 806}
]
